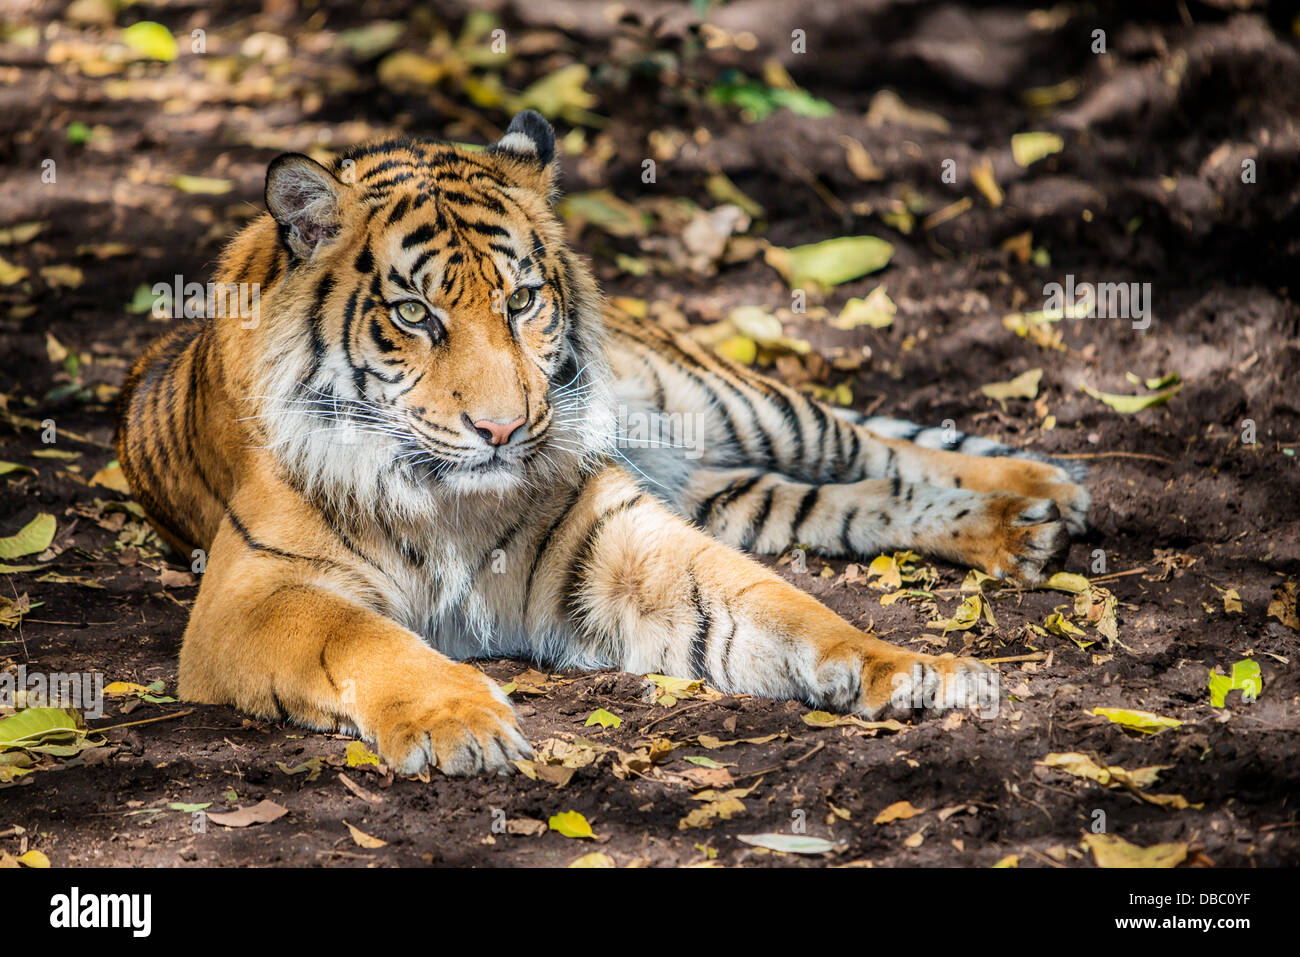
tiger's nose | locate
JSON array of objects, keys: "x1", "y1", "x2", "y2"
[{"x1": 463, "y1": 413, "x2": 527, "y2": 447}]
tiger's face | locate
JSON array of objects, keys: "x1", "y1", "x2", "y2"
[{"x1": 252, "y1": 112, "x2": 614, "y2": 508}]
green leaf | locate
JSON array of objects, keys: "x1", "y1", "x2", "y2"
[
  {"x1": 169, "y1": 801, "x2": 212, "y2": 813},
  {"x1": 1208, "y1": 659, "x2": 1263, "y2": 707},
  {"x1": 66, "y1": 121, "x2": 92, "y2": 145},
  {"x1": 736, "y1": 833, "x2": 836, "y2": 854},
  {"x1": 126, "y1": 283, "x2": 159, "y2": 314},
  {"x1": 767, "y1": 236, "x2": 894, "y2": 289},
  {"x1": 683, "y1": 755, "x2": 726, "y2": 768},
  {"x1": 0, "y1": 513, "x2": 56, "y2": 560},
  {"x1": 0, "y1": 708, "x2": 79, "y2": 751},
  {"x1": 584, "y1": 708, "x2": 622, "y2": 729},
  {"x1": 122, "y1": 21, "x2": 178, "y2": 62},
  {"x1": 1011, "y1": 132, "x2": 1064, "y2": 167},
  {"x1": 548, "y1": 810, "x2": 596, "y2": 839},
  {"x1": 1081, "y1": 382, "x2": 1182, "y2": 413}
]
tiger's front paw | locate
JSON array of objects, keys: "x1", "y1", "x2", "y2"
[
  {"x1": 368, "y1": 666, "x2": 531, "y2": 776},
  {"x1": 862, "y1": 652, "x2": 1000, "y2": 720},
  {"x1": 813, "y1": 640, "x2": 1000, "y2": 720},
  {"x1": 970, "y1": 493, "x2": 1071, "y2": 586}
]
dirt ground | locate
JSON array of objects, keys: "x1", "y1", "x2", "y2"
[{"x1": 1, "y1": 1, "x2": 1298, "y2": 868}]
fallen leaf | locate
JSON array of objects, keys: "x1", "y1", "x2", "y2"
[
  {"x1": 205, "y1": 799, "x2": 287, "y2": 828},
  {"x1": 1091, "y1": 707, "x2": 1183, "y2": 735},
  {"x1": 345, "y1": 740, "x2": 381, "y2": 767},
  {"x1": 1208, "y1": 659, "x2": 1262, "y2": 707},
  {"x1": 549, "y1": 810, "x2": 596, "y2": 839},
  {"x1": 0, "y1": 513, "x2": 56, "y2": 560},
  {"x1": 122, "y1": 21, "x2": 178, "y2": 62},
  {"x1": 584, "y1": 707, "x2": 622, "y2": 729},
  {"x1": 344, "y1": 820, "x2": 387, "y2": 848},
  {"x1": 981, "y1": 368, "x2": 1042, "y2": 402},
  {"x1": 874, "y1": 800, "x2": 925, "y2": 825},
  {"x1": 1011, "y1": 131, "x2": 1064, "y2": 167},
  {"x1": 569, "y1": 852, "x2": 615, "y2": 867},
  {"x1": 737, "y1": 833, "x2": 835, "y2": 854},
  {"x1": 831, "y1": 285, "x2": 896, "y2": 330},
  {"x1": 1081, "y1": 382, "x2": 1182, "y2": 413},
  {"x1": 765, "y1": 236, "x2": 893, "y2": 289},
  {"x1": 1082, "y1": 833, "x2": 1187, "y2": 869},
  {"x1": 172, "y1": 175, "x2": 234, "y2": 195}
]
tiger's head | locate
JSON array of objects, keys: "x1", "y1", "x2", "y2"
[{"x1": 244, "y1": 111, "x2": 615, "y2": 513}]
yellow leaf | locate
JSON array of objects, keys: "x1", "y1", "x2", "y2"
[
  {"x1": 1082, "y1": 833, "x2": 1187, "y2": 869},
  {"x1": 970, "y1": 156, "x2": 1003, "y2": 207},
  {"x1": 345, "y1": 740, "x2": 380, "y2": 767},
  {"x1": 122, "y1": 21, "x2": 178, "y2": 62},
  {"x1": 104, "y1": 681, "x2": 151, "y2": 697},
  {"x1": 376, "y1": 50, "x2": 445, "y2": 91},
  {"x1": 90, "y1": 460, "x2": 131, "y2": 493},
  {"x1": 980, "y1": 368, "x2": 1042, "y2": 402},
  {"x1": 831, "y1": 285, "x2": 895, "y2": 330},
  {"x1": 344, "y1": 820, "x2": 387, "y2": 848},
  {"x1": 1091, "y1": 707, "x2": 1183, "y2": 735},
  {"x1": 39, "y1": 265, "x2": 84, "y2": 288},
  {"x1": 16, "y1": 849, "x2": 50, "y2": 868},
  {"x1": 569, "y1": 852, "x2": 615, "y2": 868},
  {"x1": 874, "y1": 800, "x2": 925, "y2": 825},
  {"x1": 1043, "y1": 572, "x2": 1091, "y2": 594},
  {"x1": 172, "y1": 175, "x2": 234, "y2": 195},
  {"x1": 715, "y1": 335, "x2": 758, "y2": 365},
  {"x1": 584, "y1": 708, "x2": 622, "y2": 729},
  {"x1": 991, "y1": 853, "x2": 1020, "y2": 868},
  {"x1": 549, "y1": 810, "x2": 596, "y2": 839},
  {"x1": 1011, "y1": 132, "x2": 1064, "y2": 167},
  {"x1": 0, "y1": 255, "x2": 30, "y2": 286}
]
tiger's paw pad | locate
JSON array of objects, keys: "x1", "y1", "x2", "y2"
[{"x1": 372, "y1": 679, "x2": 531, "y2": 776}]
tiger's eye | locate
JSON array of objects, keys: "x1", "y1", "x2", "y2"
[
  {"x1": 395, "y1": 301, "x2": 427, "y2": 324},
  {"x1": 507, "y1": 287, "x2": 534, "y2": 313}
]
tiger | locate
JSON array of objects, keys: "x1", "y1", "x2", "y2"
[{"x1": 116, "y1": 110, "x2": 1089, "y2": 775}]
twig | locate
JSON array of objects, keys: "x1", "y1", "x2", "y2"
[
  {"x1": 734, "y1": 740, "x2": 826, "y2": 781},
  {"x1": 1054, "y1": 451, "x2": 1173, "y2": 465},
  {"x1": 637, "y1": 699, "x2": 717, "y2": 735},
  {"x1": 982, "y1": 652, "x2": 1047, "y2": 665},
  {"x1": 90, "y1": 708, "x2": 195, "y2": 734}
]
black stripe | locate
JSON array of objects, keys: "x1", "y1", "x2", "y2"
[
  {"x1": 687, "y1": 572, "x2": 712, "y2": 683},
  {"x1": 791, "y1": 486, "x2": 821, "y2": 539},
  {"x1": 739, "y1": 483, "x2": 775, "y2": 551}
]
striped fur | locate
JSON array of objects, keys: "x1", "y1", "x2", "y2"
[{"x1": 116, "y1": 111, "x2": 1087, "y2": 775}]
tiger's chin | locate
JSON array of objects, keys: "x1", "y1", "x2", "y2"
[{"x1": 440, "y1": 461, "x2": 528, "y2": 496}]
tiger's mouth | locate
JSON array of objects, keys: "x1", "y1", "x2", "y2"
[{"x1": 399, "y1": 413, "x2": 545, "y2": 485}]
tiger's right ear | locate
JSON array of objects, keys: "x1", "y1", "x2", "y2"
[{"x1": 265, "y1": 154, "x2": 346, "y2": 262}]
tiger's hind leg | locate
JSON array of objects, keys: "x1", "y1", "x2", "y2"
[{"x1": 680, "y1": 467, "x2": 1070, "y2": 586}]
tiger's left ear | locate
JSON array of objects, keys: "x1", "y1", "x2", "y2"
[
  {"x1": 487, "y1": 110, "x2": 557, "y2": 191},
  {"x1": 265, "y1": 153, "x2": 347, "y2": 262}
]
